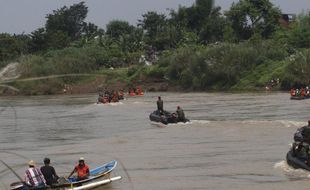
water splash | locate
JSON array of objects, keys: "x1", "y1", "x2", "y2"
[{"x1": 274, "y1": 160, "x2": 310, "y2": 178}]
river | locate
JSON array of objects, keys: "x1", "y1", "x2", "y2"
[{"x1": 0, "y1": 92, "x2": 309, "y2": 190}]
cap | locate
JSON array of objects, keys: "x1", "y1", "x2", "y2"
[
  {"x1": 79, "y1": 157, "x2": 85, "y2": 161},
  {"x1": 28, "y1": 160, "x2": 35, "y2": 166},
  {"x1": 177, "y1": 106, "x2": 180, "y2": 109}
]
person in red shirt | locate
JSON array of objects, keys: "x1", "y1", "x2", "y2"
[{"x1": 67, "y1": 157, "x2": 90, "y2": 181}]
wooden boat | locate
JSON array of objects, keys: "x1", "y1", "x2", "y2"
[
  {"x1": 10, "y1": 160, "x2": 118, "y2": 190},
  {"x1": 10, "y1": 176, "x2": 121, "y2": 190}
]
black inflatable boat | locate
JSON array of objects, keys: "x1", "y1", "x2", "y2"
[
  {"x1": 286, "y1": 149, "x2": 310, "y2": 171},
  {"x1": 149, "y1": 110, "x2": 189, "y2": 125}
]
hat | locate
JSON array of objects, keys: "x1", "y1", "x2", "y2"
[
  {"x1": 28, "y1": 160, "x2": 35, "y2": 166},
  {"x1": 79, "y1": 157, "x2": 85, "y2": 161}
]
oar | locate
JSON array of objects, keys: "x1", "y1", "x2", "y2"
[{"x1": 0, "y1": 159, "x2": 23, "y2": 182}]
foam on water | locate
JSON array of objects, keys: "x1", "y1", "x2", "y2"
[
  {"x1": 276, "y1": 120, "x2": 306, "y2": 128},
  {"x1": 274, "y1": 160, "x2": 310, "y2": 178},
  {"x1": 94, "y1": 102, "x2": 124, "y2": 106}
]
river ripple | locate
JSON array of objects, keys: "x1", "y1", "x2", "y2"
[{"x1": 0, "y1": 92, "x2": 309, "y2": 190}]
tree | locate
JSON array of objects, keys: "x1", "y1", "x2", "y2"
[
  {"x1": 288, "y1": 13, "x2": 310, "y2": 48},
  {"x1": 45, "y1": 2, "x2": 88, "y2": 41},
  {"x1": 225, "y1": 0, "x2": 281, "y2": 41},
  {"x1": 29, "y1": 28, "x2": 47, "y2": 52},
  {"x1": 81, "y1": 22, "x2": 100, "y2": 42},
  {"x1": 138, "y1": 11, "x2": 167, "y2": 39},
  {"x1": 169, "y1": 0, "x2": 225, "y2": 44},
  {"x1": 0, "y1": 33, "x2": 30, "y2": 62},
  {"x1": 106, "y1": 20, "x2": 134, "y2": 39}
]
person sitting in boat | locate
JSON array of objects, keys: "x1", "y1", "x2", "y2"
[
  {"x1": 67, "y1": 157, "x2": 90, "y2": 181},
  {"x1": 118, "y1": 90, "x2": 124, "y2": 100},
  {"x1": 293, "y1": 120, "x2": 310, "y2": 155},
  {"x1": 290, "y1": 88, "x2": 296, "y2": 97},
  {"x1": 157, "y1": 96, "x2": 164, "y2": 114},
  {"x1": 40, "y1": 158, "x2": 59, "y2": 186},
  {"x1": 111, "y1": 91, "x2": 119, "y2": 102},
  {"x1": 300, "y1": 120, "x2": 310, "y2": 141},
  {"x1": 301, "y1": 88, "x2": 306, "y2": 97},
  {"x1": 305, "y1": 86, "x2": 310, "y2": 98},
  {"x1": 176, "y1": 106, "x2": 186, "y2": 122},
  {"x1": 24, "y1": 160, "x2": 46, "y2": 189},
  {"x1": 136, "y1": 87, "x2": 144, "y2": 95}
]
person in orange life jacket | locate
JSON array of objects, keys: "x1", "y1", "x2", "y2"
[
  {"x1": 24, "y1": 160, "x2": 46, "y2": 188},
  {"x1": 67, "y1": 157, "x2": 90, "y2": 181},
  {"x1": 290, "y1": 88, "x2": 296, "y2": 96},
  {"x1": 301, "y1": 88, "x2": 305, "y2": 97}
]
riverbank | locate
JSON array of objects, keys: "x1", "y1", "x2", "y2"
[{"x1": 0, "y1": 40, "x2": 308, "y2": 96}]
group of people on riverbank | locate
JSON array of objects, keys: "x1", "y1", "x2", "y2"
[
  {"x1": 22, "y1": 157, "x2": 89, "y2": 189},
  {"x1": 265, "y1": 78, "x2": 280, "y2": 90},
  {"x1": 290, "y1": 87, "x2": 310, "y2": 99}
]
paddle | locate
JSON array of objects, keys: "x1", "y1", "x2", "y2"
[{"x1": 0, "y1": 159, "x2": 23, "y2": 182}]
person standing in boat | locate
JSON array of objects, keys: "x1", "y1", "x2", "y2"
[
  {"x1": 176, "y1": 106, "x2": 186, "y2": 122},
  {"x1": 40, "y1": 158, "x2": 59, "y2": 186},
  {"x1": 24, "y1": 160, "x2": 46, "y2": 189},
  {"x1": 157, "y1": 96, "x2": 164, "y2": 114},
  {"x1": 67, "y1": 157, "x2": 90, "y2": 181}
]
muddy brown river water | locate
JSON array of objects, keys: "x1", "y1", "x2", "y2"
[{"x1": 0, "y1": 92, "x2": 309, "y2": 190}]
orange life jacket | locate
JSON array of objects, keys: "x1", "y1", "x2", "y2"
[{"x1": 75, "y1": 164, "x2": 89, "y2": 178}]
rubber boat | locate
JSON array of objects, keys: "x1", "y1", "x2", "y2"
[
  {"x1": 286, "y1": 149, "x2": 310, "y2": 171},
  {"x1": 10, "y1": 160, "x2": 119, "y2": 190},
  {"x1": 149, "y1": 110, "x2": 189, "y2": 125},
  {"x1": 290, "y1": 96, "x2": 309, "y2": 100},
  {"x1": 286, "y1": 125, "x2": 310, "y2": 171}
]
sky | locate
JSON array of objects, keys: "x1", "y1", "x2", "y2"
[{"x1": 0, "y1": 0, "x2": 310, "y2": 34}]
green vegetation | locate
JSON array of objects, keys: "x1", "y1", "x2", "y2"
[{"x1": 0, "y1": 0, "x2": 309, "y2": 95}]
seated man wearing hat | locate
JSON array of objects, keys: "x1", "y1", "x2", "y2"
[
  {"x1": 24, "y1": 160, "x2": 46, "y2": 188},
  {"x1": 67, "y1": 157, "x2": 90, "y2": 181}
]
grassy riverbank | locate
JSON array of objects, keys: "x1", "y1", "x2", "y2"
[{"x1": 1, "y1": 40, "x2": 308, "y2": 96}]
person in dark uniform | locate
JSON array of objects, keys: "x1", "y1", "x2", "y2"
[
  {"x1": 157, "y1": 96, "x2": 164, "y2": 114},
  {"x1": 301, "y1": 120, "x2": 310, "y2": 142},
  {"x1": 40, "y1": 158, "x2": 59, "y2": 186},
  {"x1": 176, "y1": 106, "x2": 185, "y2": 122}
]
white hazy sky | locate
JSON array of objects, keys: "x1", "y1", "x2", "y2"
[{"x1": 0, "y1": 0, "x2": 310, "y2": 34}]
